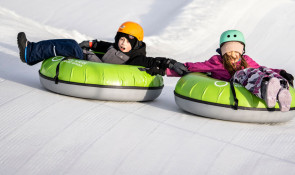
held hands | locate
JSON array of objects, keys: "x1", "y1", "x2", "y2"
[
  {"x1": 155, "y1": 58, "x2": 189, "y2": 76},
  {"x1": 280, "y1": 70, "x2": 294, "y2": 86},
  {"x1": 152, "y1": 57, "x2": 189, "y2": 76},
  {"x1": 166, "y1": 59, "x2": 189, "y2": 76}
]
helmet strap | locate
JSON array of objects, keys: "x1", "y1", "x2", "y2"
[{"x1": 133, "y1": 41, "x2": 142, "y2": 50}]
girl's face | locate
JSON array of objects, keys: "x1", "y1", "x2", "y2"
[
  {"x1": 118, "y1": 37, "x2": 132, "y2": 52},
  {"x1": 226, "y1": 51, "x2": 240, "y2": 63}
]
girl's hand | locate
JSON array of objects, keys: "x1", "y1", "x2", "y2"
[{"x1": 280, "y1": 70, "x2": 294, "y2": 86}]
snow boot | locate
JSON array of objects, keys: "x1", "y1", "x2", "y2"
[
  {"x1": 278, "y1": 88, "x2": 292, "y2": 112},
  {"x1": 17, "y1": 32, "x2": 28, "y2": 63},
  {"x1": 262, "y1": 77, "x2": 281, "y2": 108}
]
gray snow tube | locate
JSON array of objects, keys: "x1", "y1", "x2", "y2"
[
  {"x1": 174, "y1": 73, "x2": 295, "y2": 123},
  {"x1": 39, "y1": 57, "x2": 164, "y2": 102}
]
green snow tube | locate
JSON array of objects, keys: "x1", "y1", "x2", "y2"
[
  {"x1": 39, "y1": 56, "x2": 164, "y2": 101},
  {"x1": 174, "y1": 72, "x2": 295, "y2": 123}
]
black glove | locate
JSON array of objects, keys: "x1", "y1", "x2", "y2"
[
  {"x1": 166, "y1": 59, "x2": 189, "y2": 76},
  {"x1": 145, "y1": 67, "x2": 165, "y2": 76},
  {"x1": 280, "y1": 70, "x2": 294, "y2": 86},
  {"x1": 153, "y1": 58, "x2": 190, "y2": 76},
  {"x1": 79, "y1": 40, "x2": 91, "y2": 49}
]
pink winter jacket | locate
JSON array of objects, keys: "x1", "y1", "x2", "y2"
[{"x1": 166, "y1": 55, "x2": 281, "y2": 81}]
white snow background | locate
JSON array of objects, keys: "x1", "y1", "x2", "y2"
[{"x1": 1, "y1": 0, "x2": 295, "y2": 174}]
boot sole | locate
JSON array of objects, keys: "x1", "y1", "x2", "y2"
[
  {"x1": 278, "y1": 89, "x2": 292, "y2": 112},
  {"x1": 17, "y1": 32, "x2": 27, "y2": 63},
  {"x1": 265, "y1": 78, "x2": 281, "y2": 108}
]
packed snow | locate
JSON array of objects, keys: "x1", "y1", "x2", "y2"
[{"x1": 1, "y1": 0, "x2": 295, "y2": 174}]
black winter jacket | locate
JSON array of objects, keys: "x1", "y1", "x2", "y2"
[{"x1": 91, "y1": 40, "x2": 168, "y2": 68}]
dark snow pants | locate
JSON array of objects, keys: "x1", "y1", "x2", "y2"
[{"x1": 25, "y1": 39, "x2": 84, "y2": 65}]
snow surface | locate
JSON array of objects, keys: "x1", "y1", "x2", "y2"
[{"x1": 1, "y1": 0, "x2": 295, "y2": 174}]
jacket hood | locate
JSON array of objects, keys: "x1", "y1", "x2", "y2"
[{"x1": 113, "y1": 41, "x2": 146, "y2": 58}]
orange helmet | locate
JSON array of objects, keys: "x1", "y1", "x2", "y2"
[{"x1": 117, "y1": 21, "x2": 144, "y2": 41}]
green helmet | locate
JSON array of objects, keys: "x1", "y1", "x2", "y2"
[{"x1": 219, "y1": 30, "x2": 245, "y2": 46}]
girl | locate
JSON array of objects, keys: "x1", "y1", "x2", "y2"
[
  {"x1": 17, "y1": 21, "x2": 188, "y2": 76},
  {"x1": 167, "y1": 30, "x2": 294, "y2": 112}
]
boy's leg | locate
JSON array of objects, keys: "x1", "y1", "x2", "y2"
[
  {"x1": 26, "y1": 39, "x2": 83, "y2": 65},
  {"x1": 17, "y1": 32, "x2": 83, "y2": 65},
  {"x1": 17, "y1": 32, "x2": 28, "y2": 63}
]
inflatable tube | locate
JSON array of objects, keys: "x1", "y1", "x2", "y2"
[
  {"x1": 174, "y1": 73, "x2": 295, "y2": 123},
  {"x1": 39, "y1": 56, "x2": 164, "y2": 101}
]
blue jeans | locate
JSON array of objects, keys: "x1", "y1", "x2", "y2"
[{"x1": 25, "y1": 39, "x2": 84, "y2": 65}]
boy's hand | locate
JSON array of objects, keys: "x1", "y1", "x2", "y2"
[
  {"x1": 79, "y1": 40, "x2": 91, "y2": 49},
  {"x1": 145, "y1": 67, "x2": 165, "y2": 76},
  {"x1": 168, "y1": 60, "x2": 189, "y2": 76}
]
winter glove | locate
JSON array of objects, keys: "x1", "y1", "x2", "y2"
[
  {"x1": 79, "y1": 40, "x2": 97, "y2": 49},
  {"x1": 79, "y1": 40, "x2": 91, "y2": 49},
  {"x1": 280, "y1": 70, "x2": 294, "y2": 86},
  {"x1": 166, "y1": 59, "x2": 189, "y2": 76},
  {"x1": 145, "y1": 67, "x2": 166, "y2": 76}
]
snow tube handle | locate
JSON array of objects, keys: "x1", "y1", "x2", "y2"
[
  {"x1": 230, "y1": 79, "x2": 239, "y2": 110},
  {"x1": 138, "y1": 68, "x2": 147, "y2": 71},
  {"x1": 54, "y1": 57, "x2": 70, "y2": 84}
]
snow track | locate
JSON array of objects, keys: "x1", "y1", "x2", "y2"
[{"x1": 1, "y1": 0, "x2": 295, "y2": 174}]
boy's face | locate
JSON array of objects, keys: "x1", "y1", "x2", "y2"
[{"x1": 118, "y1": 37, "x2": 132, "y2": 52}]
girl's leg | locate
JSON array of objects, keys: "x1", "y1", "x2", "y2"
[
  {"x1": 233, "y1": 67, "x2": 291, "y2": 110},
  {"x1": 261, "y1": 77, "x2": 281, "y2": 108},
  {"x1": 259, "y1": 67, "x2": 292, "y2": 111},
  {"x1": 278, "y1": 89, "x2": 292, "y2": 112},
  {"x1": 232, "y1": 68, "x2": 265, "y2": 98}
]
